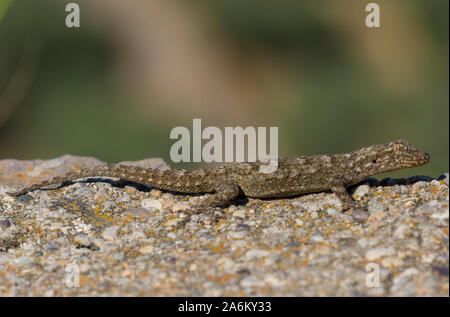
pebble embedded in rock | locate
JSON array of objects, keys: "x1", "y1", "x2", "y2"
[
  {"x1": 73, "y1": 234, "x2": 91, "y2": 247},
  {"x1": 295, "y1": 219, "x2": 304, "y2": 226},
  {"x1": 353, "y1": 184, "x2": 370, "y2": 199},
  {"x1": 228, "y1": 231, "x2": 248, "y2": 240},
  {"x1": 411, "y1": 181, "x2": 431, "y2": 190},
  {"x1": 365, "y1": 247, "x2": 396, "y2": 261},
  {"x1": 172, "y1": 203, "x2": 190, "y2": 212},
  {"x1": 13, "y1": 256, "x2": 32, "y2": 265},
  {"x1": 245, "y1": 249, "x2": 270, "y2": 261},
  {"x1": 393, "y1": 225, "x2": 410, "y2": 238},
  {"x1": 102, "y1": 226, "x2": 119, "y2": 241},
  {"x1": 381, "y1": 256, "x2": 404, "y2": 267},
  {"x1": 0, "y1": 219, "x2": 11, "y2": 229},
  {"x1": 430, "y1": 209, "x2": 449, "y2": 219},
  {"x1": 352, "y1": 209, "x2": 369, "y2": 222},
  {"x1": 240, "y1": 276, "x2": 264, "y2": 288},
  {"x1": 141, "y1": 198, "x2": 162, "y2": 210},
  {"x1": 326, "y1": 208, "x2": 340, "y2": 216},
  {"x1": 16, "y1": 194, "x2": 33, "y2": 204},
  {"x1": 367, "y1": 199, "x2": 388, "y2": 213},
  {"x1": 357, "y1": 238, "x2": 368, "y2": 248},
  {"x1": 311, "y1": 232, "x2": 325, "y2": 242},
  {"x1": 123, "y1": 207, "x2": 151, "y2": 218},
  {"x1": 232, "y1": 209, "x2": 246, "y2": 218},
  {"x1": 138, "y1": 245, "x2": 155, "y2": 254}
]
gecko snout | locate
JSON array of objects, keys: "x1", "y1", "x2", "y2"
[
  {"x1": 406, "y1": 149, "x2": 430, "y2": 167},
  {"x1": 416, "y1": 151, "x2": 430, "y2": 165}
]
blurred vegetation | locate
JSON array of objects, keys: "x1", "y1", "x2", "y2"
[{"x1": 0, "y1": 0, "x2": 448, "y2": 179}]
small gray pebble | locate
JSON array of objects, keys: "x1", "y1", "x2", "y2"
[
  {"x1": 97, "y1": 282, "x2": 110, "y2": 290},
  {"x1": 14, "y1": 256, "x2": 32, "y2": 265},
  {"x1": 16, "y1": 194, "x2": 33, "y2": 204},
  {"x1": 287, "y1": 241, "x2": 301, "y2": 248},
  {"x1": 113, "y1": 252, "x2": 125, "y2": 261},
  {"x1": 46, "y1": 241, "x2": 60, "y2": 252},
  {"x1": 124, "y1": 207, "x2": 151, "y2": 218},
  {"x1": 74, "y1": 234, "x2": 91, "y2": 247},
  {"x1": 236, "y1": 224, "x2": 251, "y2": 231},
  {"x1": 0, "y1": 219, "x2": 11, "y2": 229},
  {"x1": 367, "y1": 200, "x2": 387, "y2": 213},
  {"x1": 431, "y1": 266, "x2": 449, "y2": 277},
  {"x1": 102, "y1": 226, "x2": 119, "y2": 241},
  {"x1": 352, "y1": 209, "x2": 370, "y2": 222},
  {"x1": 311, "y1": 232, "x2": 325, "y2": 242},
  {"x1": 237, "y1": 268, "x2": 251, "y2": 275},
  {"x1": 73, "y1": 188, "x2": 94, "y2": 197},
  {"x1": 327, "y1": 208, "x2": 340, "y2": 216}
]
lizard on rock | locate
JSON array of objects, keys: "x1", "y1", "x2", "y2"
[{"x1": 8, "y1": 139, "x2": 430, "y2": 211}]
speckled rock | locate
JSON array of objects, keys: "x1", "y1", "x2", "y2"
[{"x1": 0, "y1": 157, "x2": 448, "y2": 296}]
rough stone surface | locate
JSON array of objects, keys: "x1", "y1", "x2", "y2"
[{"x1": 0, "y1": 156, "x2": 448, "y2": 296}]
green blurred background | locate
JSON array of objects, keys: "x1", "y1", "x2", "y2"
[{"x1": 0, "y1": 0, "x2": 448, "y2": 178}]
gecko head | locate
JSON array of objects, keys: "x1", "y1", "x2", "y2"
[
  {"x1": 355, "y1": 139, "x2": 430, "y2": 176},
  {"x1": 388, "y1": 139, "x2": 430, "y2": 169}
]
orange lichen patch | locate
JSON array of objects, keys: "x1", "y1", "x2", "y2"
[
  {"x1": 70, "y1": 164, "x2": 84, "y2": 171},
  {"x1": 34, "y1": 169, "x2": 53, "y2": 178},
  {"x1": 166, "y1": 214, "x2": 176, "y2": 221},
  {"x1": 216, "y1": 219, "x2": 227, "y2": 229},
  {"x1": 430, "y1": 186, "x2": 441, "y2": 194},
  {"x1": 91, "y1": 201, "x2": 113, "y2": 223},
  {"x1": 207, "y1": 273, "x2": 240, "y2": 284},
  {"x1": 16, "y1": 173, "x2": 30, "y2": 180},
  {"x1": 79, "y1": 274, "x2": 90, "y2": 286},
  {"x1": 32, "y1": 225, "x2": 45, "y2": 236},
  {"x1": 126, "y1": 250, "x2": 140, "y2": 259},
  {"x1": 65, "y1": 202, "x2": 80, "y2": 210},
  {"x1": 351, "y1": 227, "x2": 364, "y2": 234}
]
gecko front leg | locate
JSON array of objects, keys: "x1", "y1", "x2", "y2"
[{"x1": 330, "y1": 180, "x2": 358, "y2": 211}]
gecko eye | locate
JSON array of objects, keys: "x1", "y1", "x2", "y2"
[{"x1": 372, "y1": 159, "x2": 377, "y2": 164}]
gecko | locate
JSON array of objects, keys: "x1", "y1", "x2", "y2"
[{"x1": 7, "y1": 139, "x2": 429, "y2": 211}]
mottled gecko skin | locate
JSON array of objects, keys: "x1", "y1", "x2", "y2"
[{"x1": 8, "y1": 139, "x2": 429, "y2": 211}]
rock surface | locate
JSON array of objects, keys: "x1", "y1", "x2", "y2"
[{"x1": 0, "y1": 155, "x2": 448, "y2": 296}]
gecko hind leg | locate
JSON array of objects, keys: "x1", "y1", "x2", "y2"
[
  {"x1": 330, "y1": 182, "x2": 358, "y2": 211},
  {"x1": 191, "y1": 182, "x2": 241, "y2": 214}
]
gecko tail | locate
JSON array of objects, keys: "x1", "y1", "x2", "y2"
[{"x1": 7, "y1": 165, "x2": 119, "y2": 197}]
